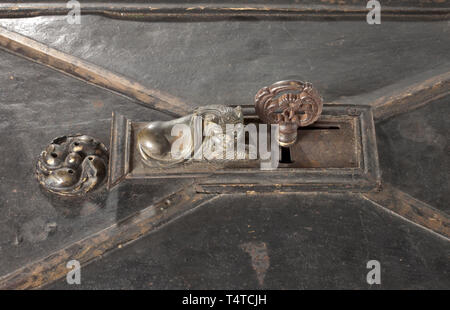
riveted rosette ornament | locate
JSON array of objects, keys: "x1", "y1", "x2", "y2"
[
  {"x1": 255, "y1": 80, "x2": 323, "y2": 146},
  {"x1": 36, "y1": 135, "x2": 108, "y2": 196}
]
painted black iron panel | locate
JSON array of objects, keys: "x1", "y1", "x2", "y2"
[{"x1": 45, "y1": 193, "x2": 450, "y2": 289}]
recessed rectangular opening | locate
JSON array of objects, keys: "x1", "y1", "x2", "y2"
[
  {"x1": 274, "y1": 117, "x2": 356, "y2": 169},
  {"x1": 280, "y1": 146, "x2": 293, "y2": 164},
  {"x1": 125, "y1": 114, "x2": 358, "y2": 177},
  {"x1": 109, "y1": 105, "x2": 379, "y2": 192}
]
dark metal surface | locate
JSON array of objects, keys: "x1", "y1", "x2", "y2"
[
  {"x1": 1, "y1": 17, "x2": 448, "y2": 108},
  {"x1": 0, "y1": 4, "x2": 448, "y2": 289},
  {"x1": 46, "y1": 193, "x2": 450, "y2": 289},
  {"x1": 376, "y1": 95, "x2": 450, "y2": 214}
]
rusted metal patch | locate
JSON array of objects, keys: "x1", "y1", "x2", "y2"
[{"x1": 240, "y1": 242, "x2": 270, "y2": 287}]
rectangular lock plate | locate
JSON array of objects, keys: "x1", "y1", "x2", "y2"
[{"x1": 108, "y1": 104, "x2": 380, "y2": 193}]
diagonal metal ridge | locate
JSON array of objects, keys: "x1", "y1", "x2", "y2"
[
  {"x1": 0, "y1": 26, "x2": 191, "y2": 117},
  {"x1": 327, "y1": 68, "x2": 450, "y2": 122},
  {"x1": 362, "y1": 184, "x2": 450, "y2": 241},
  {"x1": 0, "y1": 185, "x2": 217, "y2": 290},
  {"x1": 370, "y1": 69, "x2": 450, "y2": 122},
  {"x1": 0, "y1": 2, "x2": 449, "y2": 21}
]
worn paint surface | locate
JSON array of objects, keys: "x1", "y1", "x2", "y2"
[
  {"x1": 240, "y1": 242, "x2": 270, "y2": 287},
  {"x1": 45, "y1": 193, "x2": 450, "y2": 289}
]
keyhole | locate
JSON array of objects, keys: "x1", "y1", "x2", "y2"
[{"x1": 279, "y1": 146, "x2": 293, "y2": 164}]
